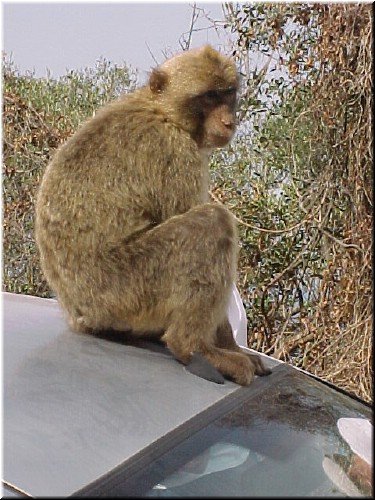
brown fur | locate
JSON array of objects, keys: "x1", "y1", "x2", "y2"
[{"x1": 35, "y1": 45, "x2": 270, "y2": 385}]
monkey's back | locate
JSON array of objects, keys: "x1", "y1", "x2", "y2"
[{"x1": 35, "y1": 89, "x2": 206, "y2": 299}]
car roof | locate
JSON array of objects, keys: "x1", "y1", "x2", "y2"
[
  {"x1": 4, "y1": 293, "x2": 371, "y2": 498},
  {"x1": 2, "y1": 292, "x2": 278, "y2": 497}
]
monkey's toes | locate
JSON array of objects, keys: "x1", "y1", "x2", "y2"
[
  {"x1": 230, "y1": 356, "x2": 256, "y2": 386},
  {"x1": 234, "y1": 366, "x2": 255, "y2": 386},
  {"x1": 247, "y1": 353, "x2": 272, "y2": 376}
]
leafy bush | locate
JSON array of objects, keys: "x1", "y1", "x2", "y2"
[
  {"x1": 2, "y1": 56, "x2": 136, "y2": 295},
  {"x1": 215, "y1": 2, "x2": 372, "y2": 401}
]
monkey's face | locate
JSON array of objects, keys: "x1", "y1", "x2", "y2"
[
  {"x1": 194, "y1": 88, "x2": 238, "y2": 149},
  {"x1": 149, "y1": 45, "x2": 239, "y2": 149}
]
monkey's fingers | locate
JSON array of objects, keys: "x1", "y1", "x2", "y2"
[{"x1": 247, "y1": 353, "x2": 272, "y2": 376}]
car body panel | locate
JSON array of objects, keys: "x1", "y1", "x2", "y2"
[
  {"x1": 2, "y1": 293, "x2": 371, "y2": 498},
  {"x1": 3, "y1": 292, "x2": 259, "y2": 497}
]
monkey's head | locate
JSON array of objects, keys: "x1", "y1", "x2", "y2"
[{"x1": 149, "y1": 45, "x2": 239, "y2": 149}]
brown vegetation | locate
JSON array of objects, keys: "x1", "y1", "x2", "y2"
[
  {"x1": 220, "y1": 3, "x2": 373, "y2": 402},
  {"x1": 299, "y1": 4, "x2": 373, "y2": 401}
]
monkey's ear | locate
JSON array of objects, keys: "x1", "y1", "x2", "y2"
[{"x1": 149, "y1": 68, "x2": 169, "y2": 94}]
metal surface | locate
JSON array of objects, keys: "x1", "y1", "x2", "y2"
[{"x1": 3, "y1": 292, "x2": 244, "y2": 497}]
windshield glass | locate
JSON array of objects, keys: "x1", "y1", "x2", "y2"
[{"x1": 124, "y1": 366, "x2": 372, "y2": 497}]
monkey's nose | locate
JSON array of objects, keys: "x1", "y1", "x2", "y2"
[{"x1": 222, "y1": 117, "x2": 235, "y2": 130}]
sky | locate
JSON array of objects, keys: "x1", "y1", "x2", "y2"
[{"x1": 2, "y1": 1, "x2": 229, "y2": 83}]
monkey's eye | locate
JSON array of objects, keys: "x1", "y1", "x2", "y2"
[
  {"x1": 203, "y1": 90, "x2": 220, "y2": 102},
  {"x1": 202, "y1": 88, "x2": 237, "y2": 103},
  {"x1": 223, "y1": 87, "x2": 237, "y2": 98},
  {"x1": 198, "y1": 88, "x2": 237, "y2": 110}
]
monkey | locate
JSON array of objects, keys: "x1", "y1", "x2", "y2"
[{"x1": 35, "y1": 45, "x2": 271, "y2": 386}]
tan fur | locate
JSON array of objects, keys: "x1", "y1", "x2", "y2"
[{"x1": 35, "y1": 45, "x2": 270, "y2": 385}]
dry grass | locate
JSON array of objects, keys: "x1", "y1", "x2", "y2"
[
  {"x1": 219, "y1": 3, "x2": 373, "y2": 402},
  {"x1": 298, "y1": 4, "x2": 373, "y2": 401}
]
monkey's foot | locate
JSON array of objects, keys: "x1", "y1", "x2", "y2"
[
  {"x1": 200, "y1": 349, "x2": 257, "y2": 386},
  {"x1": 246, "y1": 353, "x2": 272, "y2": 377},
  {"x1": 186, "y1": 352, "x2": 225, "y2": 384}
]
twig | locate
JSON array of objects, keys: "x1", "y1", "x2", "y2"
[{"x1": 145, "y1": 42, "x2": 159, "y2": 67}]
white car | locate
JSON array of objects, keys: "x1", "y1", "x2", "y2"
[{"x1": 2, "y1": 292, "x2": 372, "y2": 497}]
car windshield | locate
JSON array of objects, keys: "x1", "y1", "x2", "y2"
[{"x1": 91, "y1": 365, "x2": 372, "y2": 498}]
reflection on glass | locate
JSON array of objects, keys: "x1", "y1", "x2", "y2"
[{"x1": 142, "y1": 370, "x2": 372, "y2": 497}]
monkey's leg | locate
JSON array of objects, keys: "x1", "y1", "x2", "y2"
[
  {"x1": 69, "y1": 203, "x2": 260, "y2": 385},
  {"x1": 67, "y1": 203, "x2": 236, "y2": 332},
  {"x1": 216, "y1": 318, "x2": 271, "y2": 377},
  {"x1": 163, "y1": 316, "x2": 257, "y2": 386},
  {"x1": 152, "y1": 204, "x2": 257, "y2": 385}
]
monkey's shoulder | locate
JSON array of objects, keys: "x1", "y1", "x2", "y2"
[
  {"x1": 59, "y1": 92, "x2": 197, "y2": 164},
  {"x1": 103, "y1": 92, "x2": 192, "y2": 140},
  {"x1": 72, "y1": 89, "x2": 174, "y2": 131}
]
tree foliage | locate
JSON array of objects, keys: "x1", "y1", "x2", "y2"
[
  {"x1": 2, "y1": 57, "x2": 136, "y2": 295},
  {"x1": 210, "y1": 3, "x2": 372, "y2": 401}
]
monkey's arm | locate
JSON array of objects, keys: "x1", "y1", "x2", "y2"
[{"x1": 145, "y1": 127, "x2": 210, "y2": 223}]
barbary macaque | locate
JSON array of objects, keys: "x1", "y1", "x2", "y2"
[{"x1": 35, "y1": 45, "x2": 271, "y2": 385}]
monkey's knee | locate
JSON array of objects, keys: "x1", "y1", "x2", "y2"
[
  {"x1": 194, "y1": 203, "x2": 237, "y2": 240},
  {"x1": 212, "y1": 204, "x2": 237, "y2": 236},
  {"x1": 205, "y1": 204, "x2": 238, "y2": 266},
  {"x1": 193, "y1": 204, "x2": 238, "y2": 270}
]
